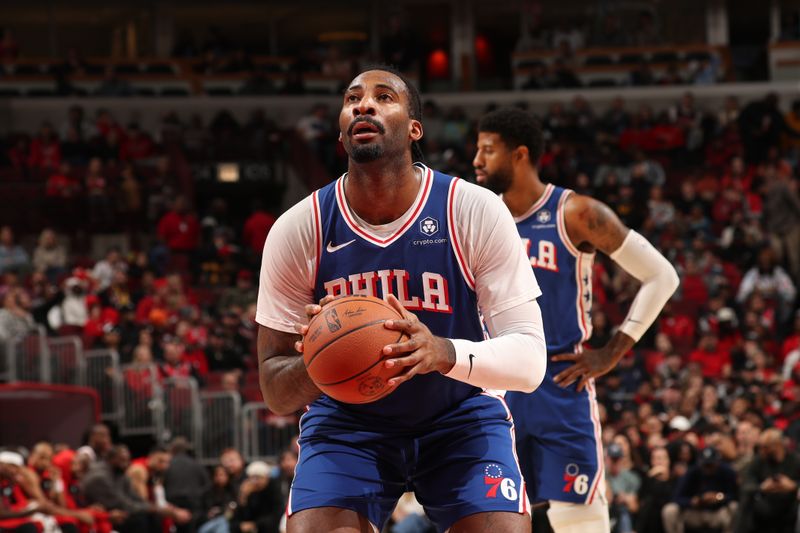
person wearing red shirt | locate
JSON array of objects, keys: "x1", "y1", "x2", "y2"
[
  {"x1": 688, "y1": 332, "x2": 731, "y2": 378},
  {"x1": 119, "y1": 123, "x2": 155, "y2": 162},
  {"x1": 28, "y1": 123, "x2": 61, "y2": 172},
  {"x1": 157, "y1": 196, "x2": 200, "y2": 253},
  {"x1": 242, "y1": 200, "x2": 276, "y2": 256}
]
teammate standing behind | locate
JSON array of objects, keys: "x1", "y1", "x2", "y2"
[
  {"x1": 474, "y1": 107, "x2": 679, "y2": 532},
  {"x1": 257, "y1": 68, "x2": 547, "y2": 532}
]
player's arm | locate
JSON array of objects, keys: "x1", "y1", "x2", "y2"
[
  {"x1": 553, "y1": 194, "x2": 679, "y2": 390},
  {"x1": 255, "y1": 197, "x2": 321, "y2": 416},
  {"x1": 257, "y1": 325, "x2": 321, "y2": 416}
]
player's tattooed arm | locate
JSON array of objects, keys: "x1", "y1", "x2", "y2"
[
  {"x1": 563, "y1": 194, "x2": 628, "y2": 255},
  {"x1": 553, "y1": 193, "x2": 636, "y2": 391},
  {"x1": 257, "y1": 325, "x2": 321, "y2": 415}
]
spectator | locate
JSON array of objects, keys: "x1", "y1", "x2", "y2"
[
  {"x1": 229, "y1": 461, "x2": 282, "y2": 533},
  {"x1": 763, "y1": 166, "x2": 800, "y2": 284},
  {"x1": 295, "y1": 104, "x2": 335, "y2": 173},
  {"x1": 219, "y1": 449, "x2": 246, "y2": 495},
  {"x1": 662, "y1": 447, "x2": 738, "y2": 533},
  {"x1": 32, "y1": 228, "x2": 67, "y2": 280},
  {"x1": 84, "y1": 423, "x2": 113, "y2": 462},
  {"x1": 736, "y1": 246, "x2": 796, "y2": 324},
  {"x1": 92, "y1": 247, "x2": 124, "y2": 293},
  {"x1": 0, "y1": 226, "x2": 30, "y2": 275},
  {"x1": 82, "y1": 445, "x2": 189, "y2": 533},
  {"x1": 27, "y1": 122, "x2": 61, "y2": 172},
  {"x1": 163, "y1": 437, "x2": 210, "y2": 533},
  {"x1": 219, "y1": 270, "x2": 256, "y2": 310},
  {"x1": 606, "y1": 442, "x2": 640, "y2": 533},
  {"x1": 636, "y1": 446, "x2": 676, "y2": 533},
  {"x1": 0, "y1": 288, "x2": 34, "y2": 342},
  {"x1": 198, "y1": 465, "x2": 237, "y2": 533},
  {"x1": 120, "y1": 123, "x2": 155, "y2": 162},
  {"x1": 157, "y1": 195, "x2": 201, "y2": 263},
  {"x1": 241, "y1": 200, "x2": 276, "y2": 258},
  {"x1": 738, "y1": 428, "x2": 800, "y2": 533}
]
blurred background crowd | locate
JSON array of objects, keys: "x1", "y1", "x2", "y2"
[{"x1": 2, "y1": 1, "x2": 800, "y2": 532}]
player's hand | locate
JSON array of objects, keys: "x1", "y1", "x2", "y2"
[
  {"x1": 552, "y1": 347, "x2": 618, "y2": 392},
  {"x1": 382, "y1": 294, "x2": 456, "y2": 387},
  {"x1": 293, "y1": 294, "x2": 339, "y2": 353}
]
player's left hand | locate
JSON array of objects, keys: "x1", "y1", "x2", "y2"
[
  {"x1": 551, "y1": 347, "x2": 617, "y2": 392},
  {"x1": 381, "y1": 294, "x2": 456, "y2": 387}
]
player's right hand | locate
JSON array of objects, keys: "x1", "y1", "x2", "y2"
[{"x1": 293, "y1": 294, "x2": 338, "y2": 353}]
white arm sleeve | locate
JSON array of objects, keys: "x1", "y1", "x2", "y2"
[
  {"x1": 610, "y1": 230, "x2": 680, "y2": 341},
  {"x1": 447, "y1": 299, "x2": 547, "y2": 392},
  {"x1": 443, "y1": 180, "x2": 546, "y2": 392}
]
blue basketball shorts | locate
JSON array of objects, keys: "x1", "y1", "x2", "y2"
[
  {"x1": 287, "y1": 392, "x2": 529, "y2": 531},
  {"x1": 505, "y1": 370, "x2": 605, "y2": 506}
]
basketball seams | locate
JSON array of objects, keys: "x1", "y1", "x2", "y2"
[
  {"x1": 315, "y1": 330, "x2": 407, "y2": 387},
  {"x1": 304, "y1": 318, "x2": 390, "y2": 368}
]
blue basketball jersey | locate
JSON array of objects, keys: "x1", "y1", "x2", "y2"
[
  {"x1": 513, "y1": 184, "x2": 594, "y2": 357},
  {"x1": 505, "y1": 184, "x2": 605, "y2": 505},
  {"x1": 310, "y1": 164, "x2": 484, "y2": 427}
]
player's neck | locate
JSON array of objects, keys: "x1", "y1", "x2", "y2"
[
  {"x1": 504, "y1": 170, "x2": 546, "y2": 218},
  {"x1": 344, "y1": 156, "x2": 421, "y2": 225}
]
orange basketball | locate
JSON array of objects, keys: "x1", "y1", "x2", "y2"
[{"x1": 303, "y1": 295, "x2": 408, "y2": 404}]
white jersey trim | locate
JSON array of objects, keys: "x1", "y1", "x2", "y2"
[
  {"x1": 447, "y1": 178, "x2": 476, "y2": 291},
  {"x1": 335, "y1": 165, "x2": 433, "y2": 248},
  {"x1": 510, "y1": 183, "x2": 555, "y2": 224}
]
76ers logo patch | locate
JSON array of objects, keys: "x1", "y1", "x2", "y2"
[
  {"x1": 419, "y1": 216, "x2": 439, "y2": 236},
  {"x1": 483, "y1": 463, "x2": 518, "y2": 501},
  {"x1": 562, "y1": 463, "x2": 590, "y2": 495},
  {"x1": 536, "y1": 209, "x2": 551, "y2": 224}
]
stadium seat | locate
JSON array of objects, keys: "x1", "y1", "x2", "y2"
[
  {"x1": 0, "y1": 88, "x2": 21, "y2": 97},
  {"x1": 651, "y1": 51, "x2": 678, "y2": 63},
  {"x1": 207, "y1": 87, "x2": 234, "y2": 96},
  {"x1": 618, "y1": 53, "x2": 645, "y2": 65},
  {"x1": 686, "y1": 51, "x2": 712, "y2": 62},
  {"x1": 146, "y1": 63, "x2": 175, "y2": 74},
  {"x1": 584, "y1": 55, "x2": 614, "y2": 66},
  {"x1": 115, "y1": 63, "x2": 140, "y2": 75},
  {"x1": 136, "y1": 87, "x2": 156, "y2": 96},
  {"x1": 588, "y1": 78, "x2": 617, "y2": 87},
  {"x1": 161, "y1": 87, "x2": 189, "y2": 96}
]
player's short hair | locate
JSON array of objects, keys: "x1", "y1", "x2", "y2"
[
  {"x1": 478, "y1": 107, "x2": 544, "y2": 166},
  {"x1": 355, "y1": 64, "x2": 424, "y2": 163}
]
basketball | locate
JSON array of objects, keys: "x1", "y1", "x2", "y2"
[{"x1": 303, "y1": 295, "x2": 408, "y2": 404}]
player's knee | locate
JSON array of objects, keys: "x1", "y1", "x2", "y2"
[{"x1": 546, "y1": 500, "x2": 609, "y2": 533}]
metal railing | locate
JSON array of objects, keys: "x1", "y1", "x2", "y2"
[
  {"x1": 10, "y1": 326, "x2": 50, "y2": 383},
  {"x1": 198, "y1": 391, "x2": 242, "y2": 465},
  {"x1": 241, "y1": 402, "x2": 298, "y2": 463},
  {"x1": 162, "y1": 377, "x2": 202, "y2": 448},
  {"x1": 84, "y1": 349, "x2": 123, "y2": 423},
  {"x1": 47, "y1": 336, "x2": 85, "y2": 386},
  {"x1": 119, "y1": 363, "x2": 164, "y2": 438}
]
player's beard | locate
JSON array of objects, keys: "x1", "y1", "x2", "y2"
[
  {"x1": 350, "y1": 143, "x2": 384, "y2": 163},
  {"x1": 481, "y1": 166, "x2": 514, "y2": 195}
]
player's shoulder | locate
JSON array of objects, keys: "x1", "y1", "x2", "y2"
[{"x1": 267, "y1": 194, "x2": 315, "y2": 241}]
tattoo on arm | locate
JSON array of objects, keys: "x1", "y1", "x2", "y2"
[{"x1": 569, "y1": 195, "x2": 628, "y2": 255}]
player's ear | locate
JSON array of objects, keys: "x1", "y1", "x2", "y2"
[
  {"x1": 514, "y1": 145, "x2": 530, "y2": 164},
  {"x1": 338, "y1": 131, "x2": 343, "y2": 142},
  {"x1": 409, "y1": 119, "x2": 423, "y2": 143}
]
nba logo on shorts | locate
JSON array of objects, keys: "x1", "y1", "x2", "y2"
[
  {"x1": 419, "y1": 217, "x2": 439, "y2": 236},
  {"x1": 325, "y1": 308, "x2": 342, "y2": 332}
]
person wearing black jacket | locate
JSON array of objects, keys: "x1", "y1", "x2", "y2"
[
  {"x1": 662, "y1": 447, "x2": 738, "y2": 533},
  {"x1": 736, "y1": 429, "x2": 800, "y2": 533},
  {"x1": 636, "y1": 446, "x2": 676, "y2": 533},
  {"x1": 229, "y1": 462, "x2": 282, "y2": 533}
]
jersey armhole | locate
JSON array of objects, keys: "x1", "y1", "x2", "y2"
[
  {"x1": 310, "y1": 191, "x2": 323, "y2": 290},
  {"x1": 557, "y1": 189, "x2": 583, "y2": 257}
]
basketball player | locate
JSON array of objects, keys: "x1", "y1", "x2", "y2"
[
  {"x1": 257, "y1": 67, "x2": 548, "y2": 532},
  {"x1": 473, "y1": 107, "x2": 679, "y2": 532}
]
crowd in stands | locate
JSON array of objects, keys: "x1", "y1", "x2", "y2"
[
  {"x1": 0, "y1": 424, "x2": 298, "y2": 533},
  {"x1": 1, "y1": 85, "x2": 800, "y2": 532}
]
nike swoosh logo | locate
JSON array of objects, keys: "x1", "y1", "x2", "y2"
[
  {"x1": 468, "y1": 353, "x2": 476, "y2": 378},
  {"x1": 326, "y1": 239, "x2": 356, "y2": 253}
]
